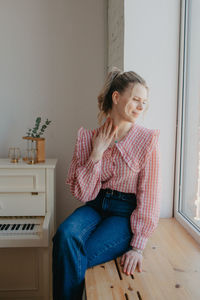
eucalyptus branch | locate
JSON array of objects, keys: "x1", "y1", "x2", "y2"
[{"x1": 25, "y1": 117, "x2": 52, "y2": 138}]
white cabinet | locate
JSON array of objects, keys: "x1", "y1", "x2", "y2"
[{"x1": 0, "y1": 159, "x2": 57, "y2": 300}]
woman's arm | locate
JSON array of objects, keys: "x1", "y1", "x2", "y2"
[
  {"x1": 66, "y1": 132, "x2": 102, "y2": 203},
  {"x1": 130, "y1": 141, "x2": 161, "y2": 250},
  {"x1": 120, "y1": 140, "x2": 161, "y2": 275},
  {"x1": 66, "y1": 119, "x2": 118, "y2": 203}
]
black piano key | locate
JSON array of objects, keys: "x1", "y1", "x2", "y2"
[
  {"x1": 0, "y1": 222, "x2": 37, "y2": 231},
  {"x1": 30, "y1": 224, "x2": 34, "y2": 230},
  {"x1": 5, "y1": 224, "x2": 10, "y2": 230},
  {"x1": 1, "y1": 224, "x2": 6, "y2": 230},
  {"x1": 11, "y1": 224, "x2": 16, "y2": 230},
  {"x1": 16, "y1": 224, "x2": 20, "y2": 230}
]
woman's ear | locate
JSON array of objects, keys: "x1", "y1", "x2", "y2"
[{"x1": 112, "y1": 91, "x2": 120, "y2": 105}]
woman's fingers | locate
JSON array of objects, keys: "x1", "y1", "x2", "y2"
[
  {"x1": 110, "y1": 125, "x2": 118, "y2": 139},
  {"x1": 129, "y1": 259, "x2": 137, "y2": 275},
  {"x1": 120, "y1": 250, "x2": 143, "y2": 275},
  {"x1": 92, "y1": 130, "x2": 97, "y2": 146},
  {"x1": 137, "y1": 259, "x2": 142, "y2": 273},
  {"x1": 101, "y1": 117, "x2": 110, "y2": 135},
  {"x1": 102, "y1": 118, "x2": 113, "y2": 138},
  {"x1": 120, "y1": 255, "x2": 125, "y2": 266},
  {"x1": 123, "y1": 256, "x2": 129, "y2": 273},
  {"x1": 101, "y1": 117, "x2": 118, "y2": 137},
  {"x1": 106, "y1": 119, "x2": 113, "y2": 137}
]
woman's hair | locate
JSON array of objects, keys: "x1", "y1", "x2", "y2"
[{"x1": 97, "y1": 67, "x2": 149, "y2": 125}]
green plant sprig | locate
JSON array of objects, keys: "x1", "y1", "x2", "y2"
[{"x1": 26, "y1": 117, "x2": 52, "y2": 138}]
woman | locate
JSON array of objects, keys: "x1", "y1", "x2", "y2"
[{"x1": 52, "y1": 67, "x2": 161, "y2": 300}]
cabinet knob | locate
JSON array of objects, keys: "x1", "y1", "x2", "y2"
[{"x1": 31, "y1": 192, "x2": 38, "y2": 195}]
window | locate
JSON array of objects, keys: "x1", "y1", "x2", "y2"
[{"x1": 174, "y1": 0, "x2": 200, "y2": 244}]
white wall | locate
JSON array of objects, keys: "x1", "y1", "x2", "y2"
[
  {"x1": 124, "y1": 0, "x2": 181, "y2": 217},
  {"x1": 0, "y1": 0, "x2": 107, "y2": 227}
]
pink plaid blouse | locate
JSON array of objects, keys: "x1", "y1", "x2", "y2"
[{"x1": 66, "y1": 122, "x2": 161, "y2": 250}]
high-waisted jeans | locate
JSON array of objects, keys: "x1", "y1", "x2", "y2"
[{"x1": 52, "y1": 188, "x2": 137, "y2": 300}]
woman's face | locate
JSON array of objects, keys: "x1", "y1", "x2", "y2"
[{"x1": 112, "y1": 83, "x2": 148, "y2": 123}]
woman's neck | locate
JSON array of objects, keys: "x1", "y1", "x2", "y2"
[
  {"x1": 108, "y1": 114, "x2": 134, "y2": 140},
  {"x1": 106, "y1": 119, "x2": 134, "y2": 146}
]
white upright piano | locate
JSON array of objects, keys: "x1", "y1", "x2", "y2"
[{"x1": 0, "y1": 158, "x2": 57, "y2": 300}]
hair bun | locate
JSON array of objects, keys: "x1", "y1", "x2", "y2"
[{"x1": 110, "y1": 67, "x2": 123, "y2": 81}]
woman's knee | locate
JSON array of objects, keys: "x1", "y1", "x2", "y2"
[
  {"x1": 52, "y1": 205, "x2": 101, "y2": 247},
  {"x1": 53, "y1": 218, "x2": 80, "y2": 245}
]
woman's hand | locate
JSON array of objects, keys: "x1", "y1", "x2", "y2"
[
  {"x1": 91, "y1": 117, "x2": 118, "y2": 157},
  {"x1": 120, "y1": 250, "x2": 143, "y2": 275}
]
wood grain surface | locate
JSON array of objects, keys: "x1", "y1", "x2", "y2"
[{"x1": 85, "y1": 218, "x2": 200, "y2": 300}]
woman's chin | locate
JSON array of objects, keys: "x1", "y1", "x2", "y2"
[{"x1": 129, "y1": 114, "x2": 139, "y2": 120}]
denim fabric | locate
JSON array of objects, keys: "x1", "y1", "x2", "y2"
[{"x1": 52, "y1": 188, "x2": 137, "y2": 300}]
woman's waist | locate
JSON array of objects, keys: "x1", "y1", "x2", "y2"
[
  {"x1": 98, "y1": 188, "x2": 137, "y2": 206},
  {"x1": 101, "y1": 188, "x2": 136, "y2": 199},
  {"x1": 101, "y1": 181, "x2": 137, "y2": 196},
  {"x1": 87, "y1": 188, "x2": 137, "y2": 217}
]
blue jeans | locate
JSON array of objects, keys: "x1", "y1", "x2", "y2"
[{"x1": 52, "y1": 188, "x2": 137, "y2": 300}]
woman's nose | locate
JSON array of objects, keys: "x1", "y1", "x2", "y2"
[{"x1": 137, "y1": 103, "x2": 143, "y2": 110}]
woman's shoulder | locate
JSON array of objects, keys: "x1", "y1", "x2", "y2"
[
  {"x1": 74, "y1": 126, "x2": 96, "y2": 164},
  {"x1": 131, "y1": 123, "x2": 160, "y2": 149},
  {"x1": 133, "y1": 123, "x2": 160, "y2": 140},
  {"x1": 76, "y1": 126, "x2": 95, "y2": 142},
  {"x1": 119, "y1": 123, "x2": 160, "y2": 172},
  {"x1": 131, "y1": 123, "x2": 160, "y2": 154}
]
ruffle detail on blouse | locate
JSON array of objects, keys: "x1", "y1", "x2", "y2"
[
  {"x1": 139, "y1": 129, "x2": 160, "y2": 169},
  {"x1": 117, "y1": 126, "x2": 160, "y2": 172},
  {"x1": 76, "y1": 125, "x2": 160, "y2": 173}
]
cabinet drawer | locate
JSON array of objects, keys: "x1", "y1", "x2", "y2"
[
  {"x1": 0, "y1": 193, "x2": 45, "y2": 216},
  {"x1": 0, "y1": 169, "x2": 45, "y2": 192}
]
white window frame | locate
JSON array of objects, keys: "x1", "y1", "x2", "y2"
[{"x1": 174, "y1": 0, "x2": 200, "y2": 245}]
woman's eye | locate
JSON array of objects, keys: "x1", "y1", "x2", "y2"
[{"x1": 133, "y1": 98, "x2": 146, "y2": 104}]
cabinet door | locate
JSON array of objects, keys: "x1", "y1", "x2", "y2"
[
  {"x1": 0, "y1": 193, "x2": 45, "y2": 216},
  {"x1": 0, "y1": 169, "x2": 45, "y2": 192}
]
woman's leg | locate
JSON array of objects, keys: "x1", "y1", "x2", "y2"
[
  {"x1": 85, "y1": 215, "x2": 133, "y2": 269},
  {"x1": 52, "y1": 205, "x2": 102, "y2": 300}
]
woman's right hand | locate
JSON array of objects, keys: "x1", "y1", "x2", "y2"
[{"x1": 91, "y1": 117, "x2": 118, "y2": 159}]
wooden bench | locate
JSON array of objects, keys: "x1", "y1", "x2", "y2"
[{"x1": 85, "y1": 218, "x2": 200, "y2": 300}]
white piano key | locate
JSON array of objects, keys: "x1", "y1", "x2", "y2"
[{"x1": 0, "y1": 217, "x2": 43, "y2": 237}]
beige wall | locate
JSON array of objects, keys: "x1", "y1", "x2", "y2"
[{"x1": 0, "y1": 0, "x2": 108, "y2": 227}]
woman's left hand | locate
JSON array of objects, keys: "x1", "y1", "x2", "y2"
[{"x1": 120, "y1": 250, "x2": 143, "y2": 275}]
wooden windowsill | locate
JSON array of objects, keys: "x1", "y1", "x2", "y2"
[{"x1": 85, "y1": 218, "x2": 200, "y2": 300}]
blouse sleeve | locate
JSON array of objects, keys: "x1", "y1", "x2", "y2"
[
  {"x1": 130, "y1": 139, "x2": 161, "y2": 250},
  {"x1": 66, "y1": 127, "x2": 102, "y2": 203}
]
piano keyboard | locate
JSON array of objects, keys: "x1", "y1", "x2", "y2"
[{"x1": 0, "y1": 216, "x2": 43, "y2": 238}]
